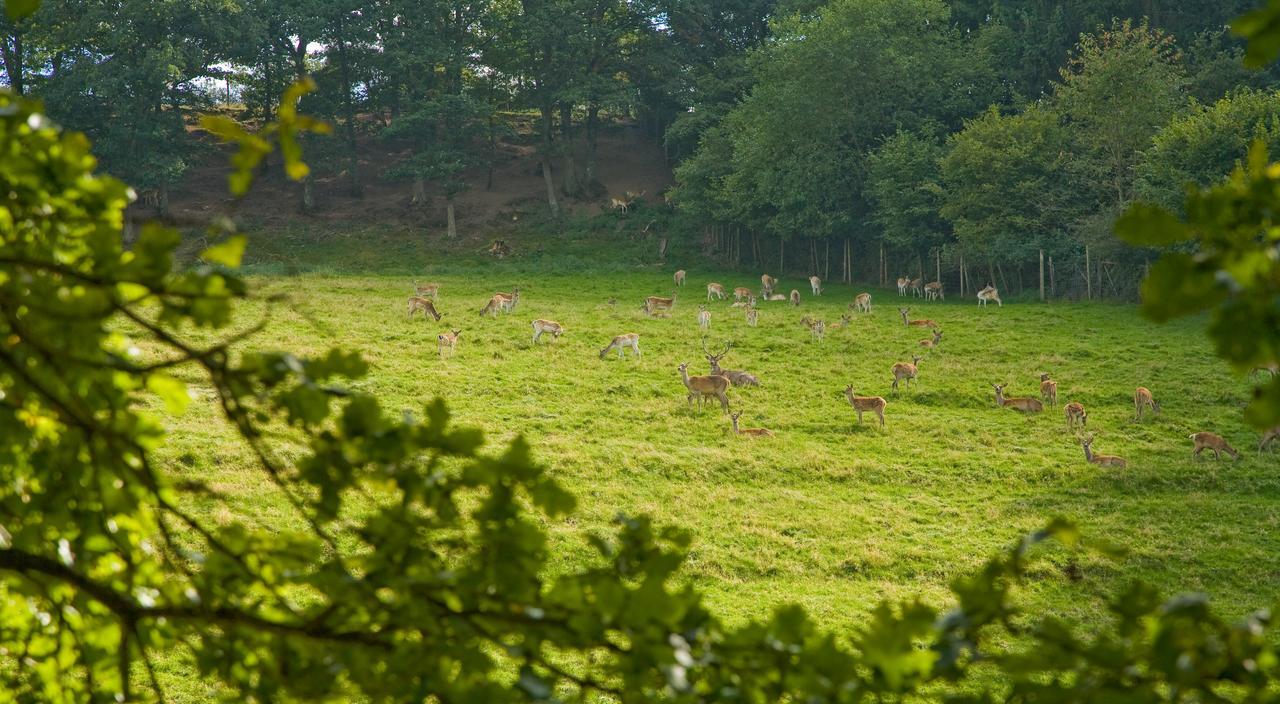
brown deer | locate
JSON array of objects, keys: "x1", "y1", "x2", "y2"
[
  {"x1": 829, "y1": 314, "x2": 853, "y2": 330},
  {"x1": 610, "y1": 196, "x2": 630, "y2": 213},
  {"x1": 898, "y1": 307, "x2": 937, "y2": 328},
  {"x1": 706, "y1": 282, "x2": 726, "y2": 301},
  {"x1": 765, "y1": 293, "x2": 788, "y2": 302},
  {"x1": 414, "y1": 282, "x2": 441, "y2": 298},
  {"x1": 697, "y1": 306, "x2": 712, "y2": 330},
  {"x1": 850, "y1": 292, "x2": 872, "y2": 313},
  {"x1": 909, "y1": 278, "x2": 923, "y2": 297},
  {"x1": 408, "y1": 296, "x2": 443, "y2": 321},
  {"x1": 809, "y1": 276, "x2": 822, "y2": 295},
  {"x1": 674, "y1": 270, "x2": 686, "y2": 287},
  {"x1": 810, "y1": 319, "x2": 825, "y2": 342},
  {"x1": 531, "y1": 319, "x2": 563, "y2": 344},
  {"x1": 789, "y1": 289, "x2": 801, "y2": 306},
  {"x1": 600, "y1": 333, "x2": 641, "y2": 359},
  {"x1": 891, "y1": 355, "x2": 923, "y2": 394},
  {"x1": 761, "y1": 273, "x2": 778, "y2": 298},
  {"x1": 678, "y1": 362, "x2": 730, "y2": 412},
  {"x1": 919, "y1": 329, "x2": 942, "y2": 348},
  {"x1": 733, "y1": 286, "x2": 753, "y2": 302},
  {"x1": 993, "y1": 384, "x2": 1044, "y2": 413},
  {"x1": 643, "y1": 293, "x2": 677, "y2": 316},
  {"x1": 704, "y1": 341, "x2": 759, "y2": 387},
  {"x1": 729, "y1": 411, "x2": 773, "y2": 437},
  {"x1": 437, "y1": 329, "x2": 461, "y2": 358},
  {"x1": 977, "y1": 285, "x2": 1002, "y2": 307},
  {"x1": 745, "y1": 307, "x2": 759, "y2": 327},
  {"x1": 844, "y1": 386, "x2": 887, "y2": 428},
  {"x1": 1064, "y1": 402, "x2": 1087, "y2": 431},
  {"x1": 1134, "y1": 387, "x2": 1160, "y2": 420},
  {"x1": 1039, "y1": 373, "x2": 1058, "y2": 405},
  {"x1": 896, "y1": 277, "x2": 909, "y2": 296},
  {"x1": 923, "y1": 281, "x2": 943, "y2": 301},
  {"x1": 498, "y1": 288, "x2": 520, "y2": 313},
  {"x1": 1259, "y1": 426, "x2": 1280, "y2": 453},
  {"x1": 1081, "y1": 434, "x2": 1127, "y2": 468},
  {"x1": 1190, "y1": 432, "x2": 1239, "y2": 460},
  {"x1": 479, "y1": 294, "x2": 505, "y2": 318}
]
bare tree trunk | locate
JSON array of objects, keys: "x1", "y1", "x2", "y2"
[
  {"x1": 935, "y1": 250, "x2": 941, "y2": 285},
  {"x1": 779, "y1": 238, "x2": 784, "y2": 274},
  {"x1": 824, "y1": 239, "x2": 830, "y2": 282},
  {"x1": 412, "y1": 176, "x2": 427, "y2": 205},
  {"x1": 560, "y1": 103, "x2": 580, "y2": 197},
  {"x1": 1039, "y1": 249, "x2": 1045, "y2": 301},
  {"x1": 1085, "y1": 244, "x2": 1092, "y2": 300},
  {"x1": 584, "y1": 103, "x2": 601, "y2": 192},
  {"x1": 446, "y1": 198, "x2": 457, "y2": 239},
  {"x1": 300, "y1": 175, "x2": 315, "y2": 213}
]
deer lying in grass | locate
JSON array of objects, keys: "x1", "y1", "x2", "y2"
[
  {"x1": 643, "y1": 293, "x2": 676, "y2": 316},
  {"x1": 600, "y1": 333, "x2": 641, "y2": 359},
  {"x1": 733, "y1": 286, "x2": 753, "y2": 302},
  {"x1": 898, "y1": 307, "x2": 937, "y2": 328},
  {"x1": 993, "y1": 384, "x2": 1044, "y2": 412},
  {"x1": 829, "y1": 314, "x2": 853, "y2": 330},
  {"x1": 844, "y1": 386, "x2": 886, "y2": 428},
  {"x1": 408, "y1": 296, "x2": 442, "y2": 321},
  {"x1": 977, "y1": 285, "x2": 1002, "y2": 307},
  {"x1": 909, "y1": 278, "x2": 923, "y2": 297},
  {"x1": 1064, "y1": 402, "x2": 1087, "y2": 431},
  {"x1": 674, "y1": 270, "x2": 686, "y2": 287},
  {"x1": 437, "y1": 329, "x2": 461, "y2": 358},
  {"x1": 731, "y1": 294, "x2": 756, "y2": 308},
  {"x1": 1134, "y1": 387, "x2": 1160, "y2": 420},
  {"x1": 891, "y1": 355, "x2": 923, "y2": 394},
  {"x1": 761, "y1": 273, "x2": 778, "y2": 298},
  {"x1": 746, "y1": 308, "x2": 759, "y2": 327},
  {"x1": 923, "y1": 281, "x2": 943, "y2": 301},
  {"x1": 678, "y1": 362, "x2": 730, "y2": 412},
  {"x1": 1081, "y1": 434, "x2": 1126, "y2": 467},
  {"x1": 531, "y1": 319, "x2": 563, "y2": 344},
  {"x1": 765, "y1": 293, "x2": 788, "y2": 301},
  {"x1": 896, "y1": 277, "x2": 909, "y2": 296},
  {"x1": 1190, "y1": 431, "x2": 1239, "y2": 460},
  {"x1": 704, "y1": 341, "x2": 759, "y2": 387},
  {"x1": 414, "y1": 282, "x2": 440, "y2": 298},
  {"x1": 1260, "y1": 426, "x2": 1280, "y2": 453},
  {"x1": 1040, "y1": 373, "x2": 1057, "y2": 405},
  {"x1": 809, "y1": 276, "x2": 822, "y2": 295},
  {"x1": 698, "y1": 306, "x2": 712, "y2": 330},
  {"x1": 851, "y1": 292, "x2": 872, "y2": 313},
  {"x1": 789, "y1": 289, "x2": 801, "y2": 306},
  {"x1": 707, "y1": 282, "x2": 726, "y2": 301},
  {"x1": 729, "y1": 411, "x2": 773, "y2": 437},
  {"x1": 919, "y1": 329, "x2": 942, "y2": 348}
]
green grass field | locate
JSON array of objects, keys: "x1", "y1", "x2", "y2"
[{"x1": 153, "y1": 240, "x2": 1280, "y2": 667}]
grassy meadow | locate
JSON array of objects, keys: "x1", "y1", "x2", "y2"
[{"x1": 151, "y1": 238, "x2": 1280, "y2": 657}]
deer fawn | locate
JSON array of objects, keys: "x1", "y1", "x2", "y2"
[
  {"x1": 809, "y1": 276, "x2": 822, "y2": 295},
  {"x1": 898, "y1": 308, "x2": 937, "y2": 328},
  {"x1": 643, "y1": 293, "x2": 676, "y2": 316},
  {"x1": 1259, "y1": 426, "x2": 1280, "y2": 453},
  {"x1": 1134, "y1": 387, "x2": 1160, "y2": 420},
  {"x1": 1190, "y1": 432, "x2": 1239, "y2": 460},
  {"x1": 698, "y1": 306, "x2": 712, "y2": 329},
  {"x1": 891, "y1": 355, "x2": 923, "y2": 394},
  {"x1": 993, "y1": 384, "x2": 1044, "y2": 412},
  {"x1": 704, "y1": 341, "x2": 759, "y2": 387},
  {"x1": 789, "y1": 289, "x2": 801, "y2": 306},
  {"x1": 678, "y1": 362, "x2": 730, "y2": 412},
  {"x1": 600, "y1": 333, "x2": 641, "y2": 359},
  {"x1": 531, "y1": 319, "x2": 563, "y2": 344},
  {"x1": 919, "y1": 329, "x2": 942, "y2": 348},
  {"x1": 810, "y1": 319, "x2": 825, "y2": 342},
  {"x1": 896, "y1": 277, "x2": 909, "y2": 296},
  {"x1": 729, "y1": 411, "x2": 773, "y2": 437},
  {"x1": 1039, "y1": 374, "x2": 1057, "y2": 405},
  {"x1": 761, "y1": 273, "x2": 777, "y2": 298},
  {"x1": 414, "y1": 282, "x2": 440, "y2": 298},
  {"x1": 1081, "y1": 434, "x2": 1126, "y2": 468},
  {"x1": 746, "y1": 307, "x2": 759, "y2": 327},
  {"x1": 707, "y1": 282, "x2": 726, "y2": 301},
  {"x1": 733, "y1": 286, "x2": 753, "y2": 302},
  {"x1": 977, "y1": 285, "x2": 1002, "y2": 307},
  {"x1": 437, "y1": 329, "x2": 461, "y2": 358},
  {"x1": 1064, "y1": 402, "x2": 1087, "y2": 431},
  {"x1": 923, "y1": 281, "x2": 943, "y2": 301},
  {"x1": 829, "y1": 314, "x2": 853, "y2": 330},
  {"x1": 407, "y1": 296, "x2": 442, "y2": 321},
  {"x1": 851, "y1": 292, "x2": 872, "y2": 313},
  {"x1": 844, "y1": 386, "x2": 887, "y2": 428},
  {"x1": 674, "y1": 269, "x2": 686, "y2": 287}
]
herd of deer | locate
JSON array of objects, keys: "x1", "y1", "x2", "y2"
[{"x1": 405, "y1": 273, "x2": 1278, "y2": 456}]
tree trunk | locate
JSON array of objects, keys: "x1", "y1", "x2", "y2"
[
  {"x1": 779, "y1": 238, "x2": 784, "y2": 273},
  {"x1": 584, "y1": 103, "x2": 601, "y2": 191},
  {"x1": 824, "y1": 239, "x2": 830, "y2": 282},
  {"x1": 300, "y1": 175, "x2": 315, "y2": 213},
  {"x1": 334, "y1": 12, "x2": 363, "y2": 198},
  {"x1": 935, "y1": 250, "x2": 941, "y2": 285},
  {"x1": 1, "y1": 30, "x2": 24, "y2": 95},
  {"x1": 539, "y1": 104, "x2": 560, "y2": 217},
  {"x1": 559, "y1": 103, "x2": 581, "y2": 197},
  {"x1": 1085, "y1": 244, "x2": 1092, "y2": 300},
  {"x1": 446, "y1": 198, "x2": 457, "y2": 239},
  {"x1": 412, "y1": 176, "x2": 427, "y2": 205},
  {"x1": 1039, "y1": 249, "x2": 1045, "y2": 302}
]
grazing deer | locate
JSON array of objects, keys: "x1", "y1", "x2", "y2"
[
  {"x1": 898, "y1": 307, "x2": 937, "y2": 328},
  {"x1": 733, "y1": 286, "x2": 753, "y2": 302},
  {"x1": 1134, "y1": 387, "x2": 1160, "y2": 420},
  {"x1": 844, "y1": 386, "x2": 887, "y2": 428},
  {"x1": 407, "y1": 296, "x2": 443, "y2": 321},
  {"x1": 1064, "y1": 402, "x2": 1087, "y2": 431},
  {"x1": 789, "y1": 289, "x2": 801, "y2": 306},
  {"x1": 891, "y1": 355, "x2": 923, "y2": 394},
  {"x1": 809, "y1": 276, "x2": 822, "y2": 295},
  {"x1": 698, "y1": 306, "x2": 712, "y2": 329},
  {"x1": 610, "y1": 196, "x2": 630, "y2": 213},
  {"x1": 705, "y1": 341, "x2": 759, "y2": 387},
  {"x1": 437, "y1": 329, "x2": 461, "y2": 358},
  {"x1": 993, "y1": 384, "x2": 1044, "y2": 412},
  {"x1": 896, "y1": 277, "x2": 909, "y2": 296},
  {"x1": 600, "y1": 333, "x2": 641, "y2": 359},
  {"x1": 851, "y1": 292, "x2": 872, "y2": 313},
  {"x1": 678, "y1": 362, "x2": 730, "y2": 412},
  {"x1": 923, "y1": 281, "x2": 943, "y2": 301},
  {"x1": 643, "y1": 293, "x2": 677, "y2": 316},
  {"x1": 1190, "y1": 432, "x2": 1239, "y2": 460},
  {"x1": 531, "y1": 319, "x2": 563, "y2": 344},
  {"x1": 674, "y1": 270, "x2": 686, "y2": 287},
  {"x1": 909, "y1": 278, "x2": 923, "y2": 297},
  {"x1": 1081, "y1": 434, "x2": 1127, "y2": 468},
  {"x1": 1039, "y1": 373, "x2": 1057, "y2": 405},
  {"x1": 479, "y1": 294, "x2": 505, "y2": 318},
  {"x1": 729, "y1": 411, "x2": 773, "y2": 437},
  {"x1": 829, "y1": 314, "x2": 853, "y2": 330},
  {"x1": 746, "y1": 307, "x2": 759, "y2": 327},
  {"x1": 761, "y1": 274, "x2": 778, "y2": 298},
  {"x1": 977, "y1": 285, "x2": 1002, "y2": 307},
  {"x1": 1259, "y1": 426, "x2": 1280, "y2": 453},
  {"x1": 414, "y1": 282, "x2": 441, "y2": 298},
  {"x1": 919, "y1": 329, "x2": 942, "y2": 348},
  {"x1": 707, "y1": 282, "x2": 726, "y2": 301}
]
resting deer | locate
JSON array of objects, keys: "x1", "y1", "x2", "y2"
[
  {"x1": 674, "y1": 270, "x2": 686, "y2": 287},
  {"x1": 697, "y1": 306, "x2": 712, "y2": 330},
  {"x1": 1039, "y1": 374, "x2": 1057, "y2": 405},
  {"x1": 919, "y1": 329, "x2": 942, "y2": 348},
  {"x1": 923, "y1": 281, "x2": 943, "y2": 301},
  {"x1": 896, "y1": 277, "x2": 909, "y2": 296},
  {"x1": 414, "y1": 282, "x2": 440, "y2": 298},
  {"x1": 766, "y1": 293, "x2": 787, "y2": 301},
  {"x1": 600, "y1": 333, "x2": 641, "y2": 359},
  {"x1": 993, "y1": 383, "x2": 1044, "y2": 412},
  {"x1": 733, "y1": 286, "x2": 753, "y2": 302},
  {"x1": 844, "y1": 386, "x2": 887, "y2": 428},
  {"x1": 705, "y1": 341, "x2": 759, "y2": 387},
  {"x1": 1190, "y1": 432, "x2": 1239, "y2": 460},
  {"x1": 408, "y1": 296, "x2": 442, "y2": 321},
  {"x1": 809, "y1": 276, "x2": 822, "y2": 296},
  {"x1": 1064, "y1": 402, "x2": 1087, "y2": 431},
  {"x1": 898, "y1": 307, "x2": 937, "y2": 328},
  {"x1": 829, "y1": 314, "x2": 853, "y2": 330},
  {"x1": 746, "y1": 308, "x2": 759, "y2": 327},
  {"x1": 1259, "y1": 426, "x2": 1280, "y2": 453},
  {"x1": 678, "y1": 362, "x2": 730, "y2": 412},
  {"x1": 643, "y1": 293, "x2": 677, "y2": 316},
  {"x1": 851, "y1": 292, "x2": 872, "y2": 313},
  {"x1": 531, "y1": 319, "x2": 563, "y2": 344},
  {"x1": 909, "y1": 278, "x2": 923, "y2": 297},
  {"x1": 1081, "y1": 434, "x2": 1126, "y2": 468},
  {"x1": 729, "y1": 411, "x2": 773, "y2": 437},
  {"x1": 437, "y1": 329, "x2": 461, "y2": 358},
  {"x1": 761, "y1": 274, "x2": 778, "y2": 298},
  {"x1": 891, "y1": 355, "x2": 923, "y2": 394},
  {"x1": 789, "y1": 289, "x2": 801, "y2": 306},
  {"x1": 1134, "y1": 387, "x2": 1160, "y2": 420},
  {"x1": 977, "y1": 285, "x2": 1002, "y2": 307}
]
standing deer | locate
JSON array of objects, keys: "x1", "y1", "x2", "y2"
[
  {"x1": 414, "y1": 282, "x2": 441, "y2": 298},
  {"x1": 891, "y1": 355, "x2": 923, "y2": 394},
  {"x1": 678, "y1": 362, "x2": 730, "y2": 412},
  {"x1": 896, "y1": 277, "x2": 909, "y2": 296},
  {"x1": 1134, "y1": 387, "x2": 1160, "y2": 420},
  {"x1": 789, "y1": 289, "x2": 801, "y2": 306},
  {"x1": 844, "y1": 386, "x2": 887, "y2": 428},
  {"x1": 498, "y1": 288, "x2": 520, "y2": 313},
  {"x1": 704, "y1": 341, "x2": 759, "y2": 387},
  {"x1": 810, "y1": 319, "x2": 825, "y2": 342},
  {"x1": 674, "y1": 270, "x2": 686, "y2": 287},
  {"x1": 531, "y1": 319, "x2": 563, "y2": 344},
  {"x1": 1190, "y1": 432, "x2": 1239, "y2": 460},
  {"x1": 919, "y1": 329, "x2": 942, "y2": 348},
  {"x1": 698, "y1": 306, "x2": 712, "y2": 330},
  {"x1": 729, "y1": 411, "x2": 773, "y2": 437},
  {"x1": 993, "y1": 384, "x2": 1044, "y2": 412},
  {"x1": 923, "y1": 281, "x2": 943, "y2": 300},
  {"x1": 909, "y1": 278, "x2": 923, "y2": 297},
  {"x1": 407, "y1": 296, "x2": 442, "y2": 321},
  {"x1": 479, "y1": 294, "x2": 505, "y2": 318},
  {"x1": 1064, "y1": 402, "x2": 1087, "y2": 431},
  {"x1": 437, "y1": 329, "x2": 461, "y2": 358},
  {"x1": 643, "y1": 293, "x2": 677, "y2": 316},
  {"x1": 1081, "y1": 434, "x2": 1127, "y2": 467},
  {"x1": 610, "y1": 196, "x2": 630, "y2": 213},
  {"x1": 707, "y1": 282, "x2": 726, "y2": 301},
  {"x1": 809, "y1": 276, "x2": 822, "y2": 295},
  {"x1": 746, "y1": 307, "x2": 759, "y2": 327},
  {"x1": 761, "y1": 274, "x2": 778, "y2": 298},
  {"x1": 1039, "y1": 373, "x2": 1057, "y2": 405},
  {"x1": 851, "y1": 292, "x2": 872, "y2": 313},
  {"x1": 977, "y1": 285, "x2": 1002, "y2": 307},
  {"x1": 1259, "y1": 426, "x2": 1280, "y2": 453},
  {"x1": 898, "y1": 308, "x2": 937, "y2": 328},
  {"x1": 600, "y1": 333, "x2": 641, "y2": 359},
  {"x1": 733, "y1": 286, "x2": 753, "y2": 302}
]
